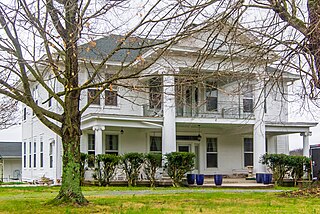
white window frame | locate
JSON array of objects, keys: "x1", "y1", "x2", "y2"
[
  {"x1": 33, "y1": 138, "x2": 37, "y2": 168},
  {"x1": 243, "y1": 137, "x2": 254, "y2": 167},
  {"x1": 205, "y1": 81, "x2": 218, "y2": 112},
  {"x1": 49, "y1": 140, "x2": 54, "y2": 168},
  {"x1": 23, "y1": 142, "x2": 26, "y2": 168},
  {"x1": 105, "y1": 134, "x2": 119, "y2": 155},
  {"x1": 149, "y1": 134, "x2": 162, "y2": 153},
  {"x1": 40, "y1": 136, "x2": 44, "y2": 168},
  {"x1": 206, "y1": 137, "x2": 218, "y2": 168}
]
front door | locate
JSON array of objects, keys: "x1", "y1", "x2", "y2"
[{"x1": 177, "y1": 142, "x2": 200, "y2": 172}]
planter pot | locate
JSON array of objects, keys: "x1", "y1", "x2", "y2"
[
  {"x1": 187, "y1": 174, "x2": 195, "y2": 185},
  {"x1": 256, "y1": 173, "x2": 263, "y2": 183},
  {"x1": 214, "y1": 174, "x2": 223, "y2": 186},
  {"x1": 196, "y1": 174, "x2": 204, "y2": 185},
  {"x1": 263, "y1": 173, "x2": 272, "y2": 184}
]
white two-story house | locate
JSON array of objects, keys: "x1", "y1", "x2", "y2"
[{"x1": 21, "y1": 26, "x2": 317, "y2": 182}]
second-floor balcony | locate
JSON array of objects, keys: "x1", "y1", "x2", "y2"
[{"x1": 143, "y1": 100, "x2": 255, "y2": 120}]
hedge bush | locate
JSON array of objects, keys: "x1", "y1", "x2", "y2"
[
  {"x1": 122, "y1": 152, "x2": 144, "y2": 186},
  {"x1": 93, "y1": 154, "x2": 120, "y2": 186},
  {"x1": 144, "y1": 153, "x2": 162, "y2": 187},
  {"x1": 165, "y1": 152, "x2": 195, "y2": 187},
  {"x1": 261, "y1": 153, "x2": 311, "y2": 186}
]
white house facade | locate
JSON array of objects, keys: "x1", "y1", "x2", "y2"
[{"x1": 21, "y1": 29, "x2": 317, "y2": 183}]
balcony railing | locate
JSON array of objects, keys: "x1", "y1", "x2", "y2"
[{"x1": 143, "y1": 102, "x2": 255, "y2": 120}]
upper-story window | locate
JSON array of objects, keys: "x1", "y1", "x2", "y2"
[
  {"x1": 243, "y1": 85, "x2": 253, "y2": 113},
  {"x1": 105, "y1": 89, "x2": 117, "y2": 106},
  {"x1": 149, "y1": 77, "x2": 162, "y2": 109},
  {"x1": 88, "y1": 89, "x2": 100, "y2": 105},
  {"x1": 48, "y1": 75, "x2": 55, "y2": 108},
  {"x1": 206, "y1": 81, "x2": 218, "y2": 111},
  {"x1": 32, "y1": 85, "x2": 39, "y2": 105},
  {"x1": 23, "y1": 107, "x2": 27, "y2": 121}
]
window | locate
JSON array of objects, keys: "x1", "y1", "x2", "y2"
[
  {"x1": 23, "y1": 142, "x2": 26, "y2": 168},
  {"x1": 206, "y1": 81, "x2": 218, "y2": 111},
  {"x1": 23, "y1": 107, "x2": 27, "y2": 121},
  {"x1": 105, "y1": 90, "x2": 117, "y2": 106},
  {"x1": 88, "y1": 89, "x2": 100, "y2": 105},
  {"x1": 29, "y1": 142, "x2": 32, "y2": 168},
  {"x1": 32, "y1": 85, "x2": 39, "y2": 105},
  {"x1": 40, "y1": 137, "x2": 43, "y2": 168},
  {"x1": 206, "y1": 138, "x2": 218, "y2": 168},
  {"x1": 48, "y1": 75, "x2": 55, "y2": 108},
  {"x1": 49, "y1": 141, "x2": 54, "y2": 168},
  {"x1": 87, "y1": 134, "x2": 95, "y2": 167},
  {"x1": 105, "y1": 135, "x2": 118, "y2": 155},
  {"x1": 33, "y1": 141, "x2": 37, "y2": 168},
  {"x1": 244, "y1": 138, "x2": 253, "y2": 167},
  {"x1": 150, "y1": 136, "x2": 162, "y2": 153},
  {"x1": 243, "y1": 85, "x2": 253, "y2": 113},
  {"x1": 149, "y1": 77, "x2": 162, "y2": 109}
]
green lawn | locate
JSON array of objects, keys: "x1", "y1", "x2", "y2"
[{"x1": 0, "y1": 186, "x2": 319, "y2": 213}]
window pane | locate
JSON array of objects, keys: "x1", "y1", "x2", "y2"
[
  {"x1": 244, "y1": 138, "x2": 253, "y2": 152},
  {"x1": 105, "y1": 90, "x2": 117, "y2": 106},
  {"x1": 207, "y1": 154, "x2": 217, "y2": 168},
  {"x1": 88, "y1": 134, "x2": 95, "y2": 151},
  {"x1": 206, "y1": 97, "x2": 217, "y2": 111},
  {"x1": 88, "y1": 89, "x2": 100, "y2": 105},
  {"x1": 244, "y1": 153, "x2": 253, "y2": 167},
  {"x1": 243, "y1": 98, "x2": 253, "y2": 113},
  {"x1": 106, "y1": 135, "x2": 118, "y2": 151},
  {"x1": 178, "y1": 145, "x2": 190, "y2": 152},
  {"x1": 207, "y1": 138, "x2": 217, "y2": 152},
  {"x1": 149, "y1": 77, "x2": 162, "y2": 109},
  {"x1": 150, "y1": 136, "x2": 162, "y2": 152}
]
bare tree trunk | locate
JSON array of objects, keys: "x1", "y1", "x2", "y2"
[{"x1": 53, "y1": 95, "x2": 87, "y2": 204}]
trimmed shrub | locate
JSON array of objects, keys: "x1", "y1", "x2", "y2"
[
  {"x1": 144, "y1": 153, "x2": 162, "y2": 187},
  {"x1": 165, "y1": 152, "x2": 195, "y2": 187},
  {"x1": 261, "y1": 153, "x2": 311, "y2": 186},
  {"x1": 261, "y1": 153, "x2": 290, "y2": 186},
  {"x1": 122, "y1": 152, "x2": 144, "y2": 187},
  {"x1": 288, "y1": 156, "x2": 311, "y2": 186},
  {"x1": 93, "y1": 154, "x2": 120, "y2": 186}
]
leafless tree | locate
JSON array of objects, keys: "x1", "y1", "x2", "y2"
[
  {"x1": 0, "y1": 0, "x2": 248, "y2": 204},
  {"x1": 0, "y1": 97, "x2": 18, "y2": 129}
]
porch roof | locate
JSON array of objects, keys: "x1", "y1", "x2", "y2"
[
  {"x1": 265, "y1": 121, "x2": 318, "y2": 135},
  {"x1": 81, "y1": 113, "x2": 163, "y2": 130}
]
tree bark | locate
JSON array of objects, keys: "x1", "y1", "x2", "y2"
[
  {"x1": 52, "y1": 105, "x2": 88, "y2": 204},
  {"x1": 308, "y1": 0, "x2": 320, "y2": 88}
]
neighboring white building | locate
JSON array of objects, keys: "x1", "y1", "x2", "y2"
[
  {"x1": 0, "y1": 142, "x2": 22, "y2": 182},
  {"x1": 21, "y1": 28, "x2": 317, "y2": 183}
]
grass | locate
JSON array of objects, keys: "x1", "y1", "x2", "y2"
[{"x1": 0, "y1": 186, "x2": 319, "y2": 213}]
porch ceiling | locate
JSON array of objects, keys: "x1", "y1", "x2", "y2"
[{"x1": 265, "y1": 121, "x2": 318, "y2": 135}]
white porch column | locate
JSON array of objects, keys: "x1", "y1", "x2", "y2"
[
  {"x1": 93, "y1": 126, "x2": 105, "y2": 155},
  {"x1": 253, "y1": 82, "x2": 266, "y2": 173},
  {"x1": 162, "y1": 74, "x2": 176, "y2": 154},
  {"x1": 301, "y1": 131, "x2": 311, "y2": 157}
]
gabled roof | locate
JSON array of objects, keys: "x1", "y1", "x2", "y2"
[
  {"x1": 0, "y1": 142, "x2": 22, "y2": 158},
  {"x1": 78, "y1": 34, "x2": 161, "y2": 62}
]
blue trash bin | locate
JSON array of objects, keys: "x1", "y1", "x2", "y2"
[
  {"x1": 256, "y1": 173, "x2": 263, "y2": 183},
  {"x1": 263, "y1": 173, "x2": 272, "y2": 184},
  {"x1": 214, "y1": 174, "x2": 223, "y2": 186},
  {"x1": 187, "y1": 174, "x2": 195, "y2": 185},
  {"x1": 196, "y1": 174, "x2": 204, "y2": 185}
]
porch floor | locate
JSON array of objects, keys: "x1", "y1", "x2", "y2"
[{"x1": 188, "y1": 177, "x2": 274, "y2": 188}]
